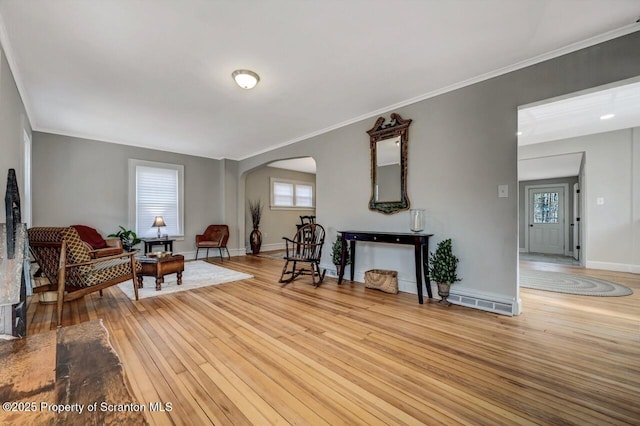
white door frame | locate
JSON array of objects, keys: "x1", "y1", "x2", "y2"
[{"x1": 523, "y1": 183, "x2": 570, "y2": 256}]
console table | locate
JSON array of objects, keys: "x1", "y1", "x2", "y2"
[
  {"x1": 338, "y1": 230, "x2": 433, "y2": 304},
  {"x1": 141, "y1": 237, "x2": 175, "y2": 254}
]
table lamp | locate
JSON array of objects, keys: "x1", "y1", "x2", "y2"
[{"x1": 152, "y1": 216, "x2": 166, "y2": 238}]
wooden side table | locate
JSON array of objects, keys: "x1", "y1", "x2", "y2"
[
  {"x1": 137, "y1": 254, "x2": 185, "y2": 291},
  {"x1": 141, "y1": 237, "x2": 175, "y2": 254}
]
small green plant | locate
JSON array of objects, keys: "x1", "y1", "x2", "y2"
[
  {"x1": 108, "y1": 226, "x2": 141, "y2": 252},
  {"x1": 331, "y1": 235, "x2": 351, "y2": 266},
  {"x1": 428, "y1": 238, "x2": 461, "y2": 285}
]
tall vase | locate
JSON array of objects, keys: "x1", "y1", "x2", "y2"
[{"x1": 250, "y1": 228, "x2": 262, "y2": 255}]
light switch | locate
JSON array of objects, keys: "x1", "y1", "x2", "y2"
[
  {"x1": 498, "y1": 184, "x2": 508, "y2": 198},
  {"x1": 597, "y1": 197, "x2": 605, "y2": 205}
]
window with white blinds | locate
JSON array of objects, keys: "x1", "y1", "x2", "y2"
[
  {"x1": 270, "y1": 177, "x2": 315, "y2": 209},
  {"x1": 129, "y1": 160, "x2": 184, "y2": 238}
]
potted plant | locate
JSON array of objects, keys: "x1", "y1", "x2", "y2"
[
  {"x1": 331, "y1": 234, "x2": 351, "y2": 277},
  {"x1": 428, "y1": 238, "x2": 460, "y2": 305},
  {"x1": 248, "y1": 199, "x2": 263, "y2": 255},
  {"x1": 108, "y1": 226, "x2": 141, "y2": 252}
]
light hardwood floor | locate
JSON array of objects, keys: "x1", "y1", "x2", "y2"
[{"x1": 24, "y1": 255, "x2": 640, "y2": 425}]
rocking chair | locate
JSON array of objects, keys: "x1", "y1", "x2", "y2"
[{"x1": 279, "y1": 223, "x2": 326, "y2": 286}]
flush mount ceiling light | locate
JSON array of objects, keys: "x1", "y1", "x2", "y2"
[
  {"x1": 232, "y1": 69, "x2": 260, "y2": 89},
  {"x1": 599, "y1": 113, "x2": 615, "y2": 120}
]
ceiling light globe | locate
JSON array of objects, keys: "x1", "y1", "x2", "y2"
[{"x1": 232, "y1": 69, "x2": 260, "y2": 89}]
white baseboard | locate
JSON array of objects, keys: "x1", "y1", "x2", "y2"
[
  {"x1": 449, "y1": 287, "x2": 520, "y2": 316},
  {"x1": 519, "y1": 248, "x2": 528, "y2": 253},
  {"x1": 586, "y1": 261, "x2": 640, "y2": 274},
  {"x1": 322, "y1": 262, "x2": 519, "y2": 315},
  {"x1": 258, "y1": 242, "x2": 286, "y2": 252},
  {"x1": 183, "y1": 247, "x2": 246, "y2": 261}
]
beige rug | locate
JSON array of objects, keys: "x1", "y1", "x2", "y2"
[
  {"x1": 118, "y1": 260, "x2": 253, "y2": 300},
  {"x1": 520, "y1": 269, "x2": 633, "y2": 296}
]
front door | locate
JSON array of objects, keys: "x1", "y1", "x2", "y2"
[{"x1": 529, "y1": 186, "x2": 565, "y2": 254}]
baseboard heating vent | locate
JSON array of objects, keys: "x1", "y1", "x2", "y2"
[{"x1": 448, "y1": 294, "x2": 514, "y2": 316}]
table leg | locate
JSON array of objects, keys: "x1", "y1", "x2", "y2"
[
  {"x1": 155, "y1": 277, "x2": 162, "y2": 291},
  {"x1": 349, "y1": 240, "x2": 356, "y2": 282},
  {"x1": 422, "y1": 243, "x2": 432, "y2": 298},
  {"x1": 414, "y1": 243, "x2": 424, "y2": 304},
  {"x1": 137, "y1": 276, "x2": 143, "y2": 288},
  {"x1": 177, "y1": 271, "x2": 182, "y2": 285},
  {"x1": 338, "y1": 234, "x2": 347, "y2": 284}
]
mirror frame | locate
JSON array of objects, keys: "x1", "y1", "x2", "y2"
[{"x1": 367, "y1": 113, "x2": 412, "y2": 214}]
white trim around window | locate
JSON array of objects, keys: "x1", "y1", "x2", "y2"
[
  {"x1": 128, "y1": 159, "x2": 184, "y2": 239},
  {"x1": 269, "y1": 177, "x2": 315, "y2": 210}
]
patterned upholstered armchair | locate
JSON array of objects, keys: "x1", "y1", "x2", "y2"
[{"x1": 28, "y1": 227, "x2": 141, "y2": 326}]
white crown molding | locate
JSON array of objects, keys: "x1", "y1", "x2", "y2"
[
  {"x1": 238, "y1": 23, "x2": 640, "y2": 161},
  {"x1": 1, "y1": 9, "x2": 637, "y2": 162}
]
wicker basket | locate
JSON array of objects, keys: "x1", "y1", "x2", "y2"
[{"x1": 365, "y1": 269, "x2": 398, "y2": 294}]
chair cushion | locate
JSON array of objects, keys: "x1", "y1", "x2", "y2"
[
  {"x1": 84, "y1": 258, "x2": 142, "y2": 287},
  {"x1": 197, "y1": 241, "x2": 223, "y2": 248},
  {"x1": 61, "y1": 227, "x2": 94, "y2": 275},
  {"x1": 71, "y1": 225, "x2": 108, "y2": 249}
]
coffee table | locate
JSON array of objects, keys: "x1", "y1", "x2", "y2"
[{"x1": 137, "y1": 254, "x2": 185, "y2": 291}]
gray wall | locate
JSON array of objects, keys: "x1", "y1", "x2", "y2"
[
  {"x1": 518, "y1": 176, "x2": 579, "y2": 251},
  {"x1": 244, "y1": 166, "x2": 315, "y2": 250},
  {"x1": 519, "y1": 127, "x2": 640, "y2": 272},
  {"x1": 32, "y1": 132, "x2": 225, "y2": 256},
  {"x1": 0, "y1": 47, "x2": 31, "y2": 224},
  {"x1": 235, "y1": 32, "x2": 640, "y2": 314}
]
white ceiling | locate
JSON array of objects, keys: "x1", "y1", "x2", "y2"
[
  {"x1": 0, "y1": 1, "x2": 638, "y2": 160},
  {"x1": 517, "y1": 79, "x2": 640, "y2": 181},
  {"x1": 268, "y1": 157, "x2": 316, "y2": 174},
  {"x1": 518, "y1": 153, "x2": 583, "y2": 181},
  {"x1": 518, "y1": 80, "x2": 640, "y2": 146}
]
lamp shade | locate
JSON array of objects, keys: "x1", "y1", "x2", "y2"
[
  {"x1": 232, "y1": 69, "x2": 260, "y2": 89},
  {"x1": 152, "y1": 216, "x2": 166, "y2": 228}
]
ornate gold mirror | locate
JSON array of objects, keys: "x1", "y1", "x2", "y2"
[{"x1": 367, "y1": 113, "x2": 411, "y2": 214}]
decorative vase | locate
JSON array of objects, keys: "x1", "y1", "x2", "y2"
[
  {"x1": 437, "y1": 282, "x2": 451, "y2": 306},
  {"x1": 410, "y1": 208, "x2": 425, "y2": 232},
  {"x1": 250, "y1": 228, "x2": 262, "y2": 255}
]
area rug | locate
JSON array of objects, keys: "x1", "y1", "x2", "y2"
[
  {"x1": 118, "y1": 260, "x2": 253, "y2": 300},
  {"x1": 520, "y1": 269, "x2": 633, "y2": 296}
]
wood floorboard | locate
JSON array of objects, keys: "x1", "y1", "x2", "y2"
[{"x1": 16, "y1": 255, "x2": 640, "y2": 425}]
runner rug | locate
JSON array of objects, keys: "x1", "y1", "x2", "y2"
[
  {"x1": 118, "y1": 260, "x2": 253, "y2": 300},
  {"x1": 520, "y1": 269, "x2": 633, "y2": 296}
]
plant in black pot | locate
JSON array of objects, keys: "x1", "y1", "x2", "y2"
[
  {"x1": 428, "y1": 238, "x2": 461, "y2": 305},
  {"x1": 108, "y1": 226, "x2": 141, "y2": 252},
  {"x1": 248, "y1": 199, "x2": 263, "y2": 255},
  {"x1": 331, "y1": 234, "x2": 351, "y2": 277}
]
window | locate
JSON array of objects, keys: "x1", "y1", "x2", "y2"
[
  {"x1": 270, "y1": 177, "x2": 315, "y2": 209},
  {"x1": 129, "y1": 160, "x2": 184, "y2": 238},
  {"x1": 533, "y1": 192, "x2": 559, "y2": 224}
]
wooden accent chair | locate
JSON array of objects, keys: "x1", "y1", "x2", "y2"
[
  {"x1": 279, "y1": 223, "x2": 326, "y2": 286},
  {"x1": 195, "y1": 225, "x2": 230, "y2": 261},
  {"x1": 28, "y1": 227, "x2": 141, "y2": 326}
]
